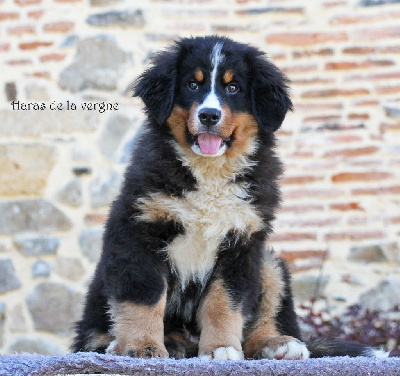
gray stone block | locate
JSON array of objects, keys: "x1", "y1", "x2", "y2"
[
  {"x1": 26, "y1": 281, "x2": 83, "y2": 335},
  {"x1": 9, "y1": 337, "x2": 64, "y2": 355},
  {"x1": 79, "y1": 227, "x2": 103, "y2": 263},
  {"x1": 86, "y1": 9, "x2": 145, "y2": 27},
  {"x1": 90, "y1": 169, "x2": 122, "y2": 209},
  {"x1": 292, "y1": 275, "x2": 329, "y2": 302},
  {"x1": 13, "y1": 235, "x2": 59, "y2": 257},
  {"x1": 32, "y1": 260, "x2": 52, "y2": 278},
  {"x1": 0, "y1": 200, "x2": 72, "y2": 235},
  {"x1": 348, "y1": 244, "x2": 387, "y2": 263},
  {"x1": 9, "y1": 304, "x2": 28, "y2": 332},
  {"x1": 0, "y1": 144, "x2": 55, "y2": 196},
  {"x1": 56, "y1": 178, "x2": 83, "y2": 207},
  {"x1": 58, "y1": 35, "x2": 130, "y2": 92},
  {"x1": 98, "y1": 114, "x2": 133, "y2": 160},
  {"x1": 0, "y1": 259, "x2": 21, "y2": 294},
  {"x1": 54, "y1": 256, "x2": 85, "y2": 281},
  {"x1": 359, "y1": 277, "x2": 400, "y2": 311}
]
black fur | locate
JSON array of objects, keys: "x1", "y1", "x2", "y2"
[{"x1": 72, "y1": 36, "x2": 385, "y2": 360}]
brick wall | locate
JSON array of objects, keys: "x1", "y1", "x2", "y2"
[{"x1": 0, "y1": 0, "x2": 399, "y2": 354}]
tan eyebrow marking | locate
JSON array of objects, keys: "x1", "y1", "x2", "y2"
[
  {"x1": 195, "y1": 69, "x2": 204, "y2": 82},
  {"x1": 223, "y1": 70, "x2": 234, "y2": 84}
]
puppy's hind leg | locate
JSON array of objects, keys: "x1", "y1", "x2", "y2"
[{"x1": 244, "y1": 253, "x2": 309, "y2": 360}]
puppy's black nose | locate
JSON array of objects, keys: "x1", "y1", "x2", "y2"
[{"x1": 198, "y1": 108, "x2": 221, "y2": 127}]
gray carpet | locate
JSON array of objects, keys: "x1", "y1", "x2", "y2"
[{"x1": 0, "y1": 352, "x2": 399, "y2": 376}]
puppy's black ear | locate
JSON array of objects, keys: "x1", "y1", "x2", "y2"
[
  {"x1": 133, "y1": 46, "x2": 180, "y2": 125},
  {"x1": 250, "y1": 54, "x2": 293, "y2": 133}
]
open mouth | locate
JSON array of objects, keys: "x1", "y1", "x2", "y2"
[{"x1": 192, "y1": 133, "x2": 232, "y2": 156}]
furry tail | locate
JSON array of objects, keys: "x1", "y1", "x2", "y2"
[{"x1": 306, "y1": 338, "x2": 389, "y2": 358}]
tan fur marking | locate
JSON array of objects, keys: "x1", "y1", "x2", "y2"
[
  {"x1": 243, "y1": 251, "x2": 285, "y2": 358},
  {"x1": 109, "y1": 292, "x2": 168, "y2": 357},
  {"x1": 223, "y1": 70, "x2": 234, "y2": 84},
  {"x1": 221, "y1": 108, "x2": 259, "y2": 159},
  {"x1": 195, "y1": 69, "x2": 204, "y2": 82},
  {"x1": 198, "y1": 279, "x2": 243, "y2": 355},
  {"x1": 167, "y1": 105, "x2": 190, "y2": 150}
]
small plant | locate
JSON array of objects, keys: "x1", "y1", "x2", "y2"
[{"x1": 299, "y1": 300, "x2": 400, "y2": 353}]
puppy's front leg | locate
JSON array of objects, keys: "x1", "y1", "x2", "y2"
[
  {"x1": 198, "y1": 279, "x2": 244, "y2": 360},
  {"x1": 108, "y1": 291, "x2": 168, "y2": 358}
]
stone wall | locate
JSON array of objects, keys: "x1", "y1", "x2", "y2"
[{"x1": 0, "y1": 0, "x2": 399, "y2": 354}]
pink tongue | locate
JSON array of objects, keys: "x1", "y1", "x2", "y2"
[{"x1": 197, "y1": 134, "x2": 222, "y2": 155}]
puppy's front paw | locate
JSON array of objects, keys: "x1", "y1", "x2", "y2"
[
  {"x1": 254, "y1": 336, "x2": 309, "y2": 360},
  {"x1": 200, "y1": 346, "x2": 244, "y2": 360},
  {"x1": 106, "y1": 339, "x2": 168, "y2": 358}
]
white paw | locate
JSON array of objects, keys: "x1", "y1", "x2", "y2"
[
  {"x1": 200, "y1": 346, "x2": 244, "y2": 360},
  {"x1": 105, "y1": 339, "x2": 120, "y2": 355},
  {"x1": 262, "y1": 340, "x2": 310, "y2": 360}
]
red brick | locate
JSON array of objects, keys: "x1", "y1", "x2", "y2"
[
  {"x1": 284, "y1": 188, "x2": 345, "y2": 199},
  {"x1": 292, "y1": 48, "x2": 334, "y2": 58},
  {"x1": 6, "y1": 59, "x2": 32, "y2": 65},
  {"x1": 28, "y1": 10, "x2": 44, "y2": 19},
  {"x1": 325, "y1": 231, "x2": 385, "y2": 241},
  {"x1": 43, "y1": 21, "x2": 74, "y2": 33},
  {"x1": 330, "y1": 202, "x2": 364, "y2": 211},
  {"x1": 332, "y1": 172, "x2": 391, "y2": 183},
  {"x1": 354, "y1": 99, "x2": 379, "y2": 106},
  {"x1": 380, "y1": 45, "x2": 400, "y2": 53},
  {"x1": 287, "y1": 151, "x2": 314, "y2": 158},
  {"x1": 352, "y1": 185, "x2": 400, "y2": 195},
  {"x1": 293, "y1": 78, "x2": 335, "y2": 85},
  {"x1": 281, "y1": 64, "x2": 318, "y2": 74},
  {"x1": 294, "y1": 103, "x2": 343, "y2": 110},
  {"x1": 269, "y1": 232, "x2": 317, "y2": 242},
  {"x1": 0, "y1": 12, "x2": 19, "y2": 21},
  {"x1": 7, "y1": 25, "x2": 35, "y2": 36},
  {"x1": 19, "y1": 41, "x2": 53, "y2": 50},
  {"x1": 279, "y1": 204, "x2": 324, "y2": 213},
  {"x1": 343, "y1": 46, "x2": 375, "y2": 54},
  {"x1": 326, "y1": 60, "x2": 394, "y2": 70},
  {"x1": 348, "y1": 72, "x2": 400, "y2": 81},
  {"x1": 279, "y1": 250, "x2": 327, "y2": 262},
  {"x1": 279, "y1": 218, "x2": 339, "y2": 227},
  {"x1": 330, "y1": 12, "x2": 400, "y2": 25},
  {"x1": 25, "y1": 71, "x2": 51, "y2": 79},
  {"x1": 302, "y1": 88, "x2": 369, "y2": 98},
  {"x1": 281, "y1": 175, "x2": 323, "y2": 185},
  {"x1": 0, "y1": 43, "x2": 10, "y2": 52},
  {"x1": 355, "y1": 26, "x2": 400, "y2": 40},
  {"x1": 84, "y1": 213, "x2": 107, "y2": 226},
  {"x1": 324, "y1": 1, "x2": 349, "y2": 7},
  {"x1": 303, "y1": 115, "x2": 341, "y2": 123},
  {"x1": 327, "y1": 134, "x2": 364, "y2": 143},
  {"x1": 267, "y1": 32, "x2": 348, "y2": 46},
  {"x1": 324, "y1": 146, "x2": 379, "y2": 158},
  {"x1": 348, "y1": 113, "x2": 369, "y2": 120},
  {"x1": 376, "y1": 85, "x2": 400, "y2": 94},
  {"x1": 40, "y1": 53, "x2": 66, "y2": 62},
  {"x1": 14, "y1": 0, "x2": 41, "y2": 5},
  {"x1": 381, "y1": 123, "x2": 400, "y2": 132}
]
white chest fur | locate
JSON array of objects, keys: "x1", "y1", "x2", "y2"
[{"x1": 136, "y1": 149, "x2": 263, "y2": 288}]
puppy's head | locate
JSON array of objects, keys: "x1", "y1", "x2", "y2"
[{"x1": 134, "y1": 36, "x2": 292, "y2": 158}]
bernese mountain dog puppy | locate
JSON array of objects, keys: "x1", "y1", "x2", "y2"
[{"x1": 72, "y1": 36, "x2": 388, "y2": 360}]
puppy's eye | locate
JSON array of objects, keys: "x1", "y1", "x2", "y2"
[
  {"x1": 188, "y1": 81, "x2": 199, "y2": 90},
  {"x1": 227, "y1": 83, "x2": 239, "y2": 93}
]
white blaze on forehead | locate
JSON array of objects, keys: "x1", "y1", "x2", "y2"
[{"x1": 199, "y1": 42, "x2": 225, "y2": 110}]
